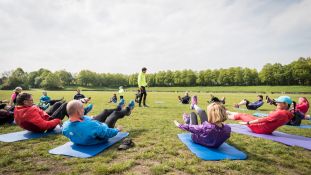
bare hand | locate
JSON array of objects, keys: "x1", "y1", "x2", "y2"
[
  {"x1": 117, "y1": 126, "x2": 123, "y2": 131},
  {"x1": 239, "y1": 121, "x2": 248, "y2": 125},
  {"x1": 174, "y1": 120, "x2": 180, "y2": 127}
]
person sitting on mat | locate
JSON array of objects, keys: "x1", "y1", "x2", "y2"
[
  {"x1": 14, "y1": 93, "x2": 68, "y2": 132},
  {"x1": 108, "y1": 94, "x2": 118, "y2": 104},
  {"x1": 208, "y1": 95, "x2": 225, "y2": 104},
  {"x1": 135, "y1": 89, "x2": 141, "y2": 103},
  {"x1": 178, "y1": 91, "x2": 191, "y2": 104},
  {"x1": 227, "y1": 96, "x2": 293, "y2": 134},
  {"x1": 234, "y1": 95, "x2": 264, "y2": 110},
  {"x1": 7, "y1": 87, "x2": 22, "y2": 111},
  {"x1": 73, "y1": 89, "x2": 85, "y2": 100},
  {"x1": 38, "y1": 91, "x2": 64, "y2": 110},
  {"x1": 296, "y1": 97, "x2": 310, "y2": 119},
  {"x1": 174, "y1": 97, "x2": 231, "y2": 148},
  {"x1": 62, "y1": 99, "x2": 135, "y2": 145}
]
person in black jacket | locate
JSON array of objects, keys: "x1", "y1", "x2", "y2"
[{"x1": 73, "y1": 89, "x2": 85, "y2": 100}]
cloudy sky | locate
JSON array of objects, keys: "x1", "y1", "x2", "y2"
[{"x1": 0, "y1": 0, "x2": 310, "y2": 74}]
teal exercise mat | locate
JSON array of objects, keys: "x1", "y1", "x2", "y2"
[{"x1": 177, "y1": 133, "x2": 247, "y2": 161}]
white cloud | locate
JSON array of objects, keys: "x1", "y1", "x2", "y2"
[{"x1": 0, "y1": 0, "x2": 310, "y2": 74}]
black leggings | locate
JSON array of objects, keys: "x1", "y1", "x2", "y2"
[
  {"x1": 45, "y1": 101, "x2": 68, "y2": 120},
  {"x1": 0, "y1": 110, "x2": 14, "y2": 125},
  {"x1": 48, "y1": 99, "x2": 63, "y2": 106},
  {"x1": 190, "y1": 109, "x2": 208, "y2": 125},
  {"x1": 93, "y1": 107, "x2": 130, "y2": 128},
  {"x1": 139, "y1": 86, "x2": 147, "y2": 106}
]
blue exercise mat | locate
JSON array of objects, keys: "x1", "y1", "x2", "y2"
[
  {"x1": 0, "y1": 125, "x2": 62, "y2": 142},
  {"x1": 177, "y1": 133, "x2": 247, "y2": 161},
  {"x1": 49, "y1": 132, "x2": 129, "y2": 158}
]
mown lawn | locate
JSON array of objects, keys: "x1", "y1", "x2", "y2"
[{"x1": 0, "y1": 90, "x2": 310, "y2": 175}]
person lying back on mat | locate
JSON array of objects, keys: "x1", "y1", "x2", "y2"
[
  {"x1": 174, "y1": 96, "x2": 231, "y2": 148},
  {"x1": 38, "y1": 91, "x2": 64, "y2": 110},
  {"x1": 227, "y1": 96, "x2": 293, "y2": 134},
  {"x1": 234, "y1": 95, "x2": 264, "y2": 110},
  {"x1": 108, "y1": 94, "x2": 118, "y2": 103},
  {"x1": 14, "y1": 93, "x2": 68, "y2": 132},
  {"x1": 62, "y1": 99, "x2": 135, "y2": 145},
  {"x1": 178, "y1": 91, "x2": 191, "y2": 104},
  {"x1": 268, "y1": 96, "x2": 310, "y2": 120},
  {"x1": 296, "y1": 97, "x2": 310, "y2": 119}
]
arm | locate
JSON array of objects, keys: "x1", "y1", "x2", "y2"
[
  {"x1": 174, "y1": 120, "x2": 206, "y2": 134},
  {"x1": 95, "y1": 123, "x2": 119, "y2": 139},
  {"x1": 31, "y1": 108, "x2": 61, "y2": 130}
]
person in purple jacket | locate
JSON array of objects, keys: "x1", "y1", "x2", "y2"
[
  {"x1": 174, "y1": 98, "x2": 231, "y2": 148},
  {"x1": 234, "y1": 95, "x2": 264, "y2": 110}
]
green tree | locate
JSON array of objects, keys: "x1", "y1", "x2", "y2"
[{"x1": 41, "y1": 73, "x2": 63, "y2": 90}]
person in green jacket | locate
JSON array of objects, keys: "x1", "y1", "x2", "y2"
[{"x1": 138, "y1": 67, "x2": 149, "y2": 107}]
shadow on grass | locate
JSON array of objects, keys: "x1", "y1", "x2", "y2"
[{"x1": 128, "y1": 128, "x2": 148, "y2": 139}]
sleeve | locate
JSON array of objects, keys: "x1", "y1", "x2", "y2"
[
  {"x1": 73, "y1": 95, "x2": 77, "y2": 100},
  {"x1": 257, "y1": 112, "x2": 279, "y2": 123},
  {"x1": 178, "y1": 124, "x2": 206, "y2": 134},
  {"x1": 95, "y1": 123, "x2": 119, "y2": 139},
  {"x1": 32, "y1": 108, "x2": 61, "y2": 130}
]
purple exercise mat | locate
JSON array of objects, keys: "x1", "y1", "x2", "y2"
[{"x1": 228, "y1": 124, "x2": 311, "y2": 150}]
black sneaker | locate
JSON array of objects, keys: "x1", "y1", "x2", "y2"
[{"x1": 118, "y1": 138, "x2": 134, "y2": 150}]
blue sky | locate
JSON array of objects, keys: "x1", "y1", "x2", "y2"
[{"x1": 0, "y1": 0, "x2": 310, "y2": 74}]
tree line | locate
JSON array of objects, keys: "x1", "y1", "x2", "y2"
[{"x1": 0, "y1": 57, "x2": 310, "y2": 90}]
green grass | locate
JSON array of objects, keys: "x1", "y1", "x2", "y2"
[
  {"x1": 0, "y1": 89, "x2": 311, "y2": 175},
  {"x1": 125, "y1": 86, "x2": 311, "y2": 93},
  {"x1": 60, "y1": 85, "x2": 311, "y2": 93}
]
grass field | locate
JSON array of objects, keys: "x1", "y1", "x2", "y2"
[
  {"x1": 0, "y1": 89, "x2": 311, "y2": 175},
  {"x1": 63, "y1": 86, "x2": 311, "y2": 93}
]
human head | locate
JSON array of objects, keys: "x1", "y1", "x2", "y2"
[
  {"x1": 142, "y1": 67, "x2": 147, "y2": 73},
  {"x1": 257, "y1": 95, "x2": 263, "y2": 100},
  {"x1": 14, "y1": 87, "x2": 22, "y2": 94},
  {"x1": 185, "y1": 91, "x2": 189, "y2": 96},
  {"x1": 120, "y1": 96, "x2": 124, "y2": 99},
  {"x1": 76, "y1": 89, "x2": 81, "y2": 94},
  {"x1": 207, "y1": 103, "x2": 227, "y2": 124},
  {"x1": 66, "y1": 100, "x2": 84, "y2": 118},
  {"x1": 275, "y1": 96, "x2": 292, "y2": 110},
  {"x1": 42, "y1": 91, "x2": 47, "y2": 96},
  {"x1": 298, "y1": 97, "x2": 309, "y2": 105},
  {"x1": 16, "y1": 93, "x2": 33, "y2": 106}
]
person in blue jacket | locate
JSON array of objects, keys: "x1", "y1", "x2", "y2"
[
  {"x1": 234, "y1": 95, "x2": 264, "y2": 110},
  {"x1": 38, "y1": 91, "x2": 64, "y2": 110},
  {"x1": 62, "y1": 99, "x2": 135, "y2": 145}
]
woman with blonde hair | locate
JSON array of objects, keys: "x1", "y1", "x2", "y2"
[{"x1": 174, "y1": 98, "x2": 231, "y2": 148}]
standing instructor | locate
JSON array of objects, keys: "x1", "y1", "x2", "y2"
[{"x1": 138, "y1": 67, "x2": 149, "y2": 107}]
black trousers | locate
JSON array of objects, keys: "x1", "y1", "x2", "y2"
[
  {"x1": 48, "y1": 99, "x2": 63, "y2": 106},
  {"x1": 45, "y1": 101, "x2": 68, "y2": 120},
  {"x1": 139, "y1": 86, "x2": 147, "y2": 106},
  {"x1": 0, "y1": 110, "x2": 14, "y2": 125},
  {"x1": 190, "y1": 110, "x2": 208, "y2": 125},
  {"x1": 93, "y1": 107, "x2": 130, "y2": 128}
]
